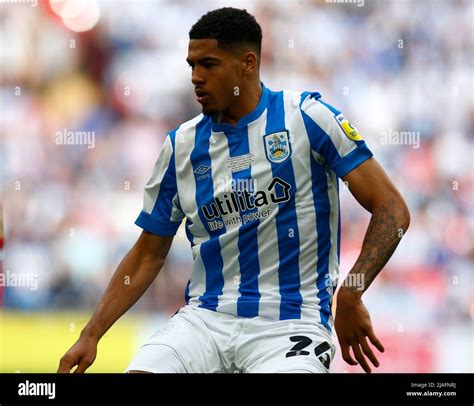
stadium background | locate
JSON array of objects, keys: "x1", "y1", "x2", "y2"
[{"x1": 0, "y1": 0, "x2": 472, "y2": 372}]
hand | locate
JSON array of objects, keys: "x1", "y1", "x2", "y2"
[
  {"x1": 57, "y1": 335, "x2": 98, "y2": 373},
  {"x1": 335, "y1": 287, "x2": 385, "y2": 373}
]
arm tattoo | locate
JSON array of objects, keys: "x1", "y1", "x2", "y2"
[{"x1": 346, "y1": 199, "x2": 406, "y2": 293}]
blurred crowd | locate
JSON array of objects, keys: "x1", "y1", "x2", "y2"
[{"x1": 0, "y1": 0, "x2": 472, "y2": 371}]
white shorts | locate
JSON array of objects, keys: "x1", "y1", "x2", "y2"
[{"x1": 125, "y1": 305, "x2": 336, "y2": 373}]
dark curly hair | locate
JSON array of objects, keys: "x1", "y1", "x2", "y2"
[{"x1": 189, "y1": 7, "x2": 262, "y2": 57}]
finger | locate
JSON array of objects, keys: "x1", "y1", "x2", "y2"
[
  {"x1": 358, "y1": 335, "x2": 380, "y2": 368},
  {"x1": 367, "y1": 329, "x2": 385, "y2": 353},
  {"x1": 340, "y1": 342, "x2": 358, "y2": 366},
  {"x1": 351, "y1": 342, "x2": 371, "y2": 373},
  {"x1": 73, "y1": 359, "x2": 91, "y2": 374},
  {"x1": 57, "y1": 356, "x2": 76, "y2": 373}
]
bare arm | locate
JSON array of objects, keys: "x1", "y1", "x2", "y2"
[
  {"x1": 342, "y1": 157, "x2": 410, "y2": 293},
  {"x1": 335, "y1": 157, "x2": 410, "y2": 373},
  {"x1": 58, "y1": 230, "x2": 174, "y2": 373}
]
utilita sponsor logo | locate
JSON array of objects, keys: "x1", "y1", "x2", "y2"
[{"x1": 201, "y1": 177, "x2": 291, "y2": 221}]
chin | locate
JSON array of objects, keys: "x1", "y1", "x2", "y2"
[{"x1": 201, "y1": 105, "x2": 218, "y2": 116}]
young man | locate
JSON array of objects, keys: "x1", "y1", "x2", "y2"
[{"x1": 58, "y1": 7, "x2": 409, "y2": 374}]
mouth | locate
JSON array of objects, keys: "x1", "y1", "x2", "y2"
[{"x1": 195, "y1": 89, "x2": 210, "y2": 104}]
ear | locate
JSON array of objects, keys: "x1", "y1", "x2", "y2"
[{"x1": 241, "y1": 51, "x2": 258, "y2": 75}]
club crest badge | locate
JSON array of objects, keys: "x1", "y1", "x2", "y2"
[{"x1": 264, "y1": 130, "x2": 291, "y2": 164}]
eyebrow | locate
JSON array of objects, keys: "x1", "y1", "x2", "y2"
[{"x1": 186, "y1": 56, "x2": 220, "y2": 65}]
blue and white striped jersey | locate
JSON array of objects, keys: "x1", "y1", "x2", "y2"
[{"x1": 135, "y1": 83, "x2": 372, "y2": 332}]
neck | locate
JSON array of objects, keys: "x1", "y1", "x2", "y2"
[{"x1": 216, "y1": 81, "x2": 262, "y2": 126}]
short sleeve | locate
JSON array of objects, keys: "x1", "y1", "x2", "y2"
[
  {"x1": 135, "y1": 133, "x2": 184, "y2": 236},
  {"x1": 300, "y1": 92, "x2": 373, "y2": 178}
]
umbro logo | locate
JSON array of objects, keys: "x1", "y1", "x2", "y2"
[
  {"x1": 194, "y1": 165, "x2": 211, "y2": 175},
  {"x1": 194, "y1": 164, "x2": 211, "y2": 180}
]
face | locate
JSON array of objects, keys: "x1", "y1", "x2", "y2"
[{"x1": 187, "y1": 39, "x2": 242, "y2": 116}]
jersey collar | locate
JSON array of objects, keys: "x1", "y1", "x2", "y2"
[{"x1": 210, "y1": 82, "x2": 270, "y2": 132}]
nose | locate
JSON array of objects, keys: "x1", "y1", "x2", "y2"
[{"x1": 191, "y1": 66, "x2": 204, "y2": 86}]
